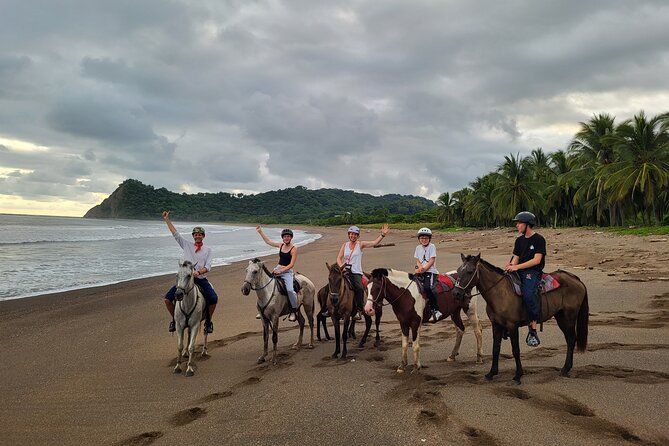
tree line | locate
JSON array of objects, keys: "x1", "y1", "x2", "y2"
[{"x1": 435, "y1": 110, "x2": 669, "y2": 228}]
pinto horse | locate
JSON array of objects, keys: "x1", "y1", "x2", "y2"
[
  {"x1": 368, "y1": 268, "x2": 470, "y2": 373},
  {"x1": 453, "y1": 254, "x2": 589, "y2": 384}
]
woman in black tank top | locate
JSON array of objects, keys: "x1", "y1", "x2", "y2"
[{"x1": 256, "y1": 225, "x2": 299, "y2": 321}]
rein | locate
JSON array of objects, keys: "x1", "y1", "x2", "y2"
[
  {"x1": 373, "y1": 276, "x2": 413, "y2": 307},
  {"x1": 454, "y1": 261, "x2": 508, "y2": 297},
  {"x1": 176, "y1": 278, "x2": 201, "y2": 326}
]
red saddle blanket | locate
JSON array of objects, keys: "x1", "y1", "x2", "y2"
[{"x1": 432, "y1": 273, "x2": 455, "y2": 294}]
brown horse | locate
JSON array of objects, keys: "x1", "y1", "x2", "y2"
[
  {"x1": 453, "y1": 254, "x2": 589, "y2": 384},
  {"x1": 317, "y1": 283, "x2": 384, "y2": 347},
  {"x1": 368, "y1": 268, "x2": 470, "y2": 373}
]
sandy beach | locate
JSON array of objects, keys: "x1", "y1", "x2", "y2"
[{"x1": 0, "y1": 226, "x2": 667, "y2": 446}]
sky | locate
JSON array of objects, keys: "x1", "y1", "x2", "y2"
[{"x1": 1, "y1": 1, "x2": 668, "y2": 217}]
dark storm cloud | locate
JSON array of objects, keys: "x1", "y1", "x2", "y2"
[{"x1": 0, "y1": 0, "x2": 668, "y2": 213}]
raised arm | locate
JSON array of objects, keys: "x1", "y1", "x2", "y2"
[
  {"x1": 256, "y1": 225, "x2": 282, "y2": 248},
  {"x1": 360, "y1": 223, "x2": 390, "y2": 249},
  {"x1": 162, "y1": 210, "x2": 177, "y2": 235}
]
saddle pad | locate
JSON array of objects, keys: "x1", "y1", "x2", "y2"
[
  {"x1": 432, "y1": 273, "x2": 455, "y2": 294},
  {"x1": 512, "y1": 273, "x2": 561, "y2": 296}
]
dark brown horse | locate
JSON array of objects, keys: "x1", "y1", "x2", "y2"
[
  {"x1": 317, "y1": 283, "x2": 383, "y2": 348},
  {"x1": 325, "y1": 262, "x2": 357, "y2": 358},
  {"x1": 368, "y1": 268, "x2": 470, "y2": 373},
  {"x1": 453, "y1": 254, "x2": 589, "y2": 384}
]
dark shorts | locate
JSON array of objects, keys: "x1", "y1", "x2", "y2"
[{"x1": 165, "y1": 277, "x2": 219, "y2": 305}]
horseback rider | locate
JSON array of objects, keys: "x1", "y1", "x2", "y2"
[
  {"x1": 162, "y1": 210, "x2": 218, "y2": 334},
  {"x1": 504, "y1": 211, "x2": 545, "y2": 347},
  {"x1": 334, "y1": 224, "x2": 390, "y2": 320},
  {"x1": 414, "y1": 227, "x2": 443, "y2": 323},
  {"x1": 256, "y1": 225, "x2": 300, "y2": 322}
]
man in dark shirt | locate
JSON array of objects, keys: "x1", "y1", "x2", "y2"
[{"x1": 504, "y1": 211, "x2": 546, "y2": 347}]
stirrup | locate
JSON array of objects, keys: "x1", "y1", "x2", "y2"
[
  {"x1": 168, "y1": 320, "x2": 176, "y2": 332},
  {"x1": 526, "y1": 330, "x2": 540, "y2": 347},
  {"x1": 204, "y1": 321, "x2": 214, "y2": 334}
]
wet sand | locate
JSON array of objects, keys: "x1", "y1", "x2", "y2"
[{"x1": 1, "y1": 227, "x2": 667, "y2": 446}]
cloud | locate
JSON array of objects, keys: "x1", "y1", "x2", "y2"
[{"x1": 1, "y1": 0, "x2": 668, "y2": 215}]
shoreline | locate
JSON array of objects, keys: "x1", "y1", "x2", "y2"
[{"x1": 1, "y1": 226, "x2": 667, "y2": 446}]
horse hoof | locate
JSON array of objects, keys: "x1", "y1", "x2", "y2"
[
  {"x1": 410, "y1": 366, "x2": 421, "y2": 375},
  {"x1": 186, "y1": 370, "x2": 194, "y2": 377},
  {"x1": 257, "y1": 357, "x2": 266, "y2": 364},
  {"x1": 396, "y1": 367, "x2": 405, "y2": 374},
  {"x1": 559, "y1": 370, "x2": 570, "y2": 377},
  {"x1": 447, "y1": 356, "x2": 456, "y2": 362},
  {"x1": 476, "y1": 357, "x2": 484, "y2": 364},
  {"x1": 173, "y1": 367, "x2": 182, "y2": 374},
  {"x1": 332, "y1": 353, "x2": 339, "y2": 359},
  {"x1": 484, "y1": 373, "x2": 494, "y2": 381},
  {"x1": 201, "y1": 352, "x2": 209, "y2": 358},
  {"x1": 307, "y1": 344, "x2": 314, "y2": 349},
  {"x1": 511, "y1": 379, "x2": 521, "y2": 385},
  {"x1": 374, "y1": 341, "x2": 380, "y2": 348}
]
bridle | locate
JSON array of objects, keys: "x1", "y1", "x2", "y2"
[
  {"x1": 244, "y1": 264, "x2": 276, "y2": 291},
  {"x1": 454, "y1": 259, "x2": 507, "y2": 297},
  {"x1": 370, "y1": 275, "x2": 414, "y2": 307}
]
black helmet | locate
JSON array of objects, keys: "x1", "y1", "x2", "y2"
[
  {"x1": 512, "y1": 211, "x2": 536, "y2": 226},
  {"x1": 281, "y1": 229, "x2": 294, "y2": 238}
]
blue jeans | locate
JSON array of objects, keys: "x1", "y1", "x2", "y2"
[
  {"x1": 519, "y1": 270, "x2": 541, "y2": 322},
  {"x1": 165, "y1": 277, "x2": 219, "y2": 305},
  {"x1": 275, "y1": 268, "x2": 298, "y2": 309}
]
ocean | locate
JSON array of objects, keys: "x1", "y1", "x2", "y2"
[{"x1": 0, "y1": 214, "x2": 321, "y2": 301}]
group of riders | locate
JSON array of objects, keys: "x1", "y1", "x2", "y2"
[{"x1": 161, "y1": 210, "x2": 546, "y2": 347}]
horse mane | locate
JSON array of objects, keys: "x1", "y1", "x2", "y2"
[
  {"x1": 556, "y1": 268, "x2": 583, "y2": 283},
  {"x1": 250, "y1": 258, "x2": 273, "y2": 277},
  {"x1": 371, "y1": 268, "x2": 389, "y2": 279},
  {"x1": 477, "y1": 257, "x2": 506, "y2": 276}
]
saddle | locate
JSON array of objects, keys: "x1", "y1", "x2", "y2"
[
  {"x1": 342, "y1": 270, "x2": 369, "y2": 290},
  {"x1": 276, "y1": 276, "x2": 302, "y2": 296},
  {"x1": 410, "y1": 272, "x2": 456, "y2": 298},
  {"x1": 508, "y1": 272, "x2": 560, "y2": 296}
]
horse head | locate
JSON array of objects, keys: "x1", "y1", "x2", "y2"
[
  {"x1": 453, "y1": 253, "x2": 481, "y2": 300},
  {"x1": 326, "y1": 262, "x2": 345, "y2": 306},
  {"x1": 241, "y1": 258, "x2": 264, "y2": 295},
  {"x1": 175, "y1": 260, "x2": 195, "y2": 301},
  {"x1": 369, "y1": 268, "x2": 389, "y2": 305}
]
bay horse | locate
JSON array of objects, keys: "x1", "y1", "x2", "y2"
[
  {"x1": 453, "y1": 254, "x2": 589, "y2": 384},
  {"x1": 241, "y1": 258, "x2": 316, "y2": 364},
  {"x1": 368, "y1": 268, "x2": 471, "y2": 373},
  {"x1": 173, "y1": 260, "x2": 208, "y2": 376},
  {"x1": 317, "y1": 283, "x2": 383, "y2": 348}
]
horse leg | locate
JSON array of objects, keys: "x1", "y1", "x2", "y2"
[
  {"x1": 271, "y1": 319, "x2": 279, "y2": 364},
  {"x1": 348, "y1": 319, "x2": 356, "y2": 340},
  {"x1": 293, "y1": 310, "x2": 305, "y2": 349},
  {"x1": 374, "y1": 309, "x2": 382, "y2": 348},
  {"x1": 341, "y1": 316, "x2": 350, "y2": 359},
  {"x1": 485, "y1": 323, "x2": 504, "y2": 381},
  {"x1": 174, "y1": 328, "x2": 184, "y2": 374},
  {"x1": 470, "y1": 309, "x2": 484, "y2": 364},
  {"x1": 332, "y1": 317, "x2": 341, "y2": 358},
  {"x1": 555, "y1": 311, "x2": 577, "y2": 376},
  {"x1": 307, "y1": 306, "x2": 315, "y2": 349},
  {"x1": 411, "y1": 325, "x2": 421, "y2": 373},
  {"x1": 186, "y1": 325, "x2": 199, "y2": 377},
  {"x1": 509, "y1": 327, "x2": 523, "y2": 385},
  {"x1": 448, "y1": 327, "x2": 464, "y2": 362},
  {"x1": 257, "y1": 320, "x2": 269, "y2": 364},
  {"x1": 397, "y1": 325, "x2": 410, "y2": 373},
  {"x1": 359, "y1": 314, "x2": 372, "y2": 348}
]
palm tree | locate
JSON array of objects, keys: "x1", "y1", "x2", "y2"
[
  {"x1": 602, "y1": 111, "x2": 669, "y2": 225},
  {"x1": 436, "y1": 192, "x2": 454, "y2": 226},
  {"x1": 568, "y1": 113, "x2": 618, "y2": 225},
  {"x1": 491, "y1": 153, "x2": 544, "y2": 222}
]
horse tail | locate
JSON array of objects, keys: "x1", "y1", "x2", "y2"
[{"x1": 576, "y1": 286, "x2": 589, "y2": 352}]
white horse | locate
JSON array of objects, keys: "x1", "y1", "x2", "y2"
[
  {"x1": 173, "y1": 260, "x2": 208, "y2": 376},
  {"x1": 241, "y1": 258, "x2": 316, "y2": 364}
]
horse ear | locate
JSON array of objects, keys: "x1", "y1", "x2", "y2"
[
  {"x1": 325, "y1": 262, "x2": 331, "y2": 270},
  {"x1": 363, "y1": 271, "x2": 371, "y2": 279},
  {"x1": 460, "y1": 253, "x2": 466, "y2": 262},
  {"x1": 475, "y1": 253, "x2": 481, "y2": 261}
]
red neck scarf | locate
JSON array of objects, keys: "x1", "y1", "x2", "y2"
[{"x1": 195, "y1": 242, "x2": 203, "y2": 253}]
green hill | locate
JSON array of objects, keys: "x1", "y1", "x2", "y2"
[{"x1": 83, "y1": 179, "x2": 437, "y2": 224}]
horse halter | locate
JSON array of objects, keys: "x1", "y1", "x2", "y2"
[
  {"x1": 454, "y1": 262, "x2": 480, "y2": 296},
  {"x1": 244, "y1": 265, "x2": 276, "y2": 291},
  {"x1": 371, "y1": 275, "x2": 412, "y2": 307}
]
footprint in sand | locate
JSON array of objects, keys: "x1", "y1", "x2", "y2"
[
  {"x1": 116, "y1": 431, "x2": 163, "y2": 446},
  {"x1": 461, "y1": 427, "x2": 503, "y2": 446},
  {"x1": 198, "y1": 390, "x2": 233, "y2": 403},
  {"x1": 169, "y1": 407, "x2": 207, "y2": 427}
]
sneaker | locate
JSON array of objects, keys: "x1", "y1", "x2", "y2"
[
  {"x1": 168, "y1": 320, "x2": 176, "y2": 332},
  {"x1": 288, "y1": 311, "x2": 297, "y2": 322},
  {"x1": 526, "y1": 330, "x2": 540, "y2": 347},
  {"x1": 204, "y1": 321, "x2": 214, "y2": 334},
  {"x1": 353, "y1": 311, "x2": 362, "y2": 321},
  {"x1": 321, "y1": 309, "x2": 329, "y2": 317},
  {"x1": 255, "y1": 313, "x2": 261, "y2": 319},
  {"x1": 433, "y1": 310, "x2": 443, "y2": 321}
]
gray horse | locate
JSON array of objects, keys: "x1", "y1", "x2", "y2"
[
  {"x1": 241, "y1": 258, "x2": 316, "y2": 364},
  {"x1": 173, "y1": 260, "x2": 208, "y2": 376}
]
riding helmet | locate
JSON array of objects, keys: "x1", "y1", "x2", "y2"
[
  {"x1": 417, "y1": 227, "x2": 432, "y2": 238},
  {"x1": 281, "y1": 228, "x2": 294, "y2": 238},
  {"x1": 512, "y1": 211, "x2": 536, "y2": 226},
  {"x1": 192, "y1": 226, "x2": 206, "y2": 235},
  {"x1": 347, "y1": 225, "x2": 361, "y2": 235}
]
